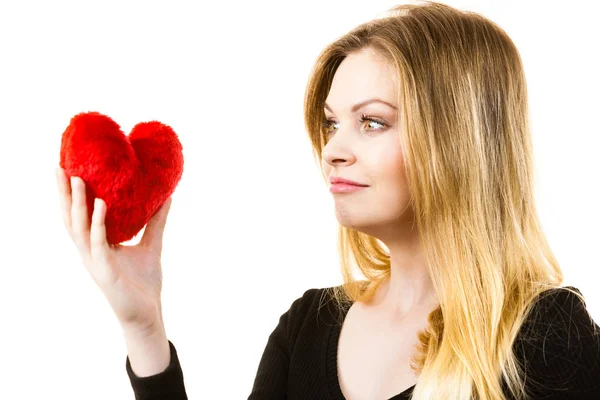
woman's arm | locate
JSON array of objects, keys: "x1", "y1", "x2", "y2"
[
  {"x1": 123, "y1": 323, "x2": 171, "y2": 378},
  {"x1": 123, "y1": 289, "x2": 315, "y2": 400},
  {"x1": 125, "y1": 329, "x2": 188, "y2": 400}
]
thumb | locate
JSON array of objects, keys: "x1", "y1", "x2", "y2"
[{"x1": 140, "y1": 197, "x2": 173, "y2": 249}]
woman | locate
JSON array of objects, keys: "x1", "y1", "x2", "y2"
[{"x1": 55, "y1": 1, "x2": 600, "y2": 399}]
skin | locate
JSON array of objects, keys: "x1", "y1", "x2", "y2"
[
  {"x1": 322, "y1": 46, "x2": 439, "y2": 316},
  {"x1": 55, "y1": 168, "x2": 173, "y2": 376}
]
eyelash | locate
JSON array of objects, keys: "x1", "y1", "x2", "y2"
[{"x1": 321, "y1": 114, "x2": 387, "y2": 134}]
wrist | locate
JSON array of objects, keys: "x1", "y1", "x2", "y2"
[
  {"x1": 119, "y1": 302, "x2": 164, "y2": 338},
  {"x1": 122, "y1": 323, "x2": 170, "y2": 378}
]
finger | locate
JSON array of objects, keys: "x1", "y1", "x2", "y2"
[
  {"x1": 70, "y1": 176, "x2": 91, "y2": 261},
  {"x1": 55, "y1": 167, "x2": 72, "y2": 231},
  {"x1": 140, "y1": 197, "x2": 172, "y2": 250},
  {"x1": 89, "y1": 198, "x2": 120, "y2": 288},
  {"x1": 90, "y1": 198, "x2": 111, "y2": 264}
]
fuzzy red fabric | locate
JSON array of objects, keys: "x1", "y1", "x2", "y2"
[{"x1": 59, "y1": 111, "x2": 184, "y2": 244}]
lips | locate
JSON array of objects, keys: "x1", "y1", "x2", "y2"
[
  {"x1": 343, "y1": 182, "x2": 367, "y2": 187},
  {"x1": 329, "y1": 183, "x2": 367, "y2": 194},
  {"x1": 329, "y1": 177, "x2": 368, "y2": 187}
]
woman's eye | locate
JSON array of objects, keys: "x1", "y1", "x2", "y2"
[
  {"x1": 322, "y1": 119, "x2": 339, "y2": 133},
  {"x1": 360, "y1": 117, "x2": 386, "y2": 131},
  {"x1": 322, "y1": 116, "x2": 387, "y2": 135}
]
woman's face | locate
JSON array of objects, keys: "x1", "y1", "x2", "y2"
[{"x1": 322, "y1": 47, "x2": 414, "y2": 239}]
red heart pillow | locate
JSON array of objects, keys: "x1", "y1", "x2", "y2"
[{"x1": 59, "y1": 111, "x2": 184, "y2": 244}]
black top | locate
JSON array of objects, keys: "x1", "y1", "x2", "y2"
[{"x1": 126, "y1": 285, "x2": 600, "y2": 399}]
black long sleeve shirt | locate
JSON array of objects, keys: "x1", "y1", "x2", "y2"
[{"x1": 125, "y1": 285, "x2": 600, "y2": 399}]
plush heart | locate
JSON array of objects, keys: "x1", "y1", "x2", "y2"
[{"x1": 59, "y1": 111, "x2": 184, "y2": 244}]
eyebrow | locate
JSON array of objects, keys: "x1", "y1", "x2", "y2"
[{"x1": 324, "y1": 98, "x2": 398, "y2": 113}]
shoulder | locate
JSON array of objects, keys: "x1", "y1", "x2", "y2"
[
  {"x1": 517, "y1": 286, "x2": 600, "y2": 395},
  {"x1": 283, "y1": 285, "x2": 341, "y2": 323},
  {"x1": 279, "y1": 285, "x2": 342, "y2": 338},
  {"x1": 524, "y1": 286, "x2": 599, "y2": 340}
]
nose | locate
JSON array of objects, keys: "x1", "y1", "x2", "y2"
[{"x1": 321, "y1": 128, "x2": 356, "y2": 167}]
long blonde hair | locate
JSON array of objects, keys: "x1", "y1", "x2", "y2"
[{"x1": 303, "y1": 1, "x2": 588, "y2": 399}]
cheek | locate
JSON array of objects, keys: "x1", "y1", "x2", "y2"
[
  {"x1": 373, "y1": 147, "x2": 410, "y2": 209},
  {"x1": 373, "y1": 146, "x2": 405, "y2": 183}
]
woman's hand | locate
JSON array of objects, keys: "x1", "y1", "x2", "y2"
[{"x1": 55, "y1": 166, "x2": 173, "y2": 334}]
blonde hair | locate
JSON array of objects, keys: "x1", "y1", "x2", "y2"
[{"x1": 303, "y1": 1, "x2": 589, "y2": 399}]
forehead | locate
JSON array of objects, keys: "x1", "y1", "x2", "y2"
[{"x1": 325, "y1": 48, "x2": 398, "y2": 108}]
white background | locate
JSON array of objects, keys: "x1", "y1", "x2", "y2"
[{"x1": 0, "y1": 0, "x2": 598, "y2": 398}]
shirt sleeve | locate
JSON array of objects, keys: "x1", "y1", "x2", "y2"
[
  {"x1": 126, "y1": 339, "x2": 188, "y2": 400},
  {"x1": 247, "y1": 288, "x2": 317, "y2": 399},
  {"x1": 520, "y1": 286, "x2": 600, "y2": 399}
]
